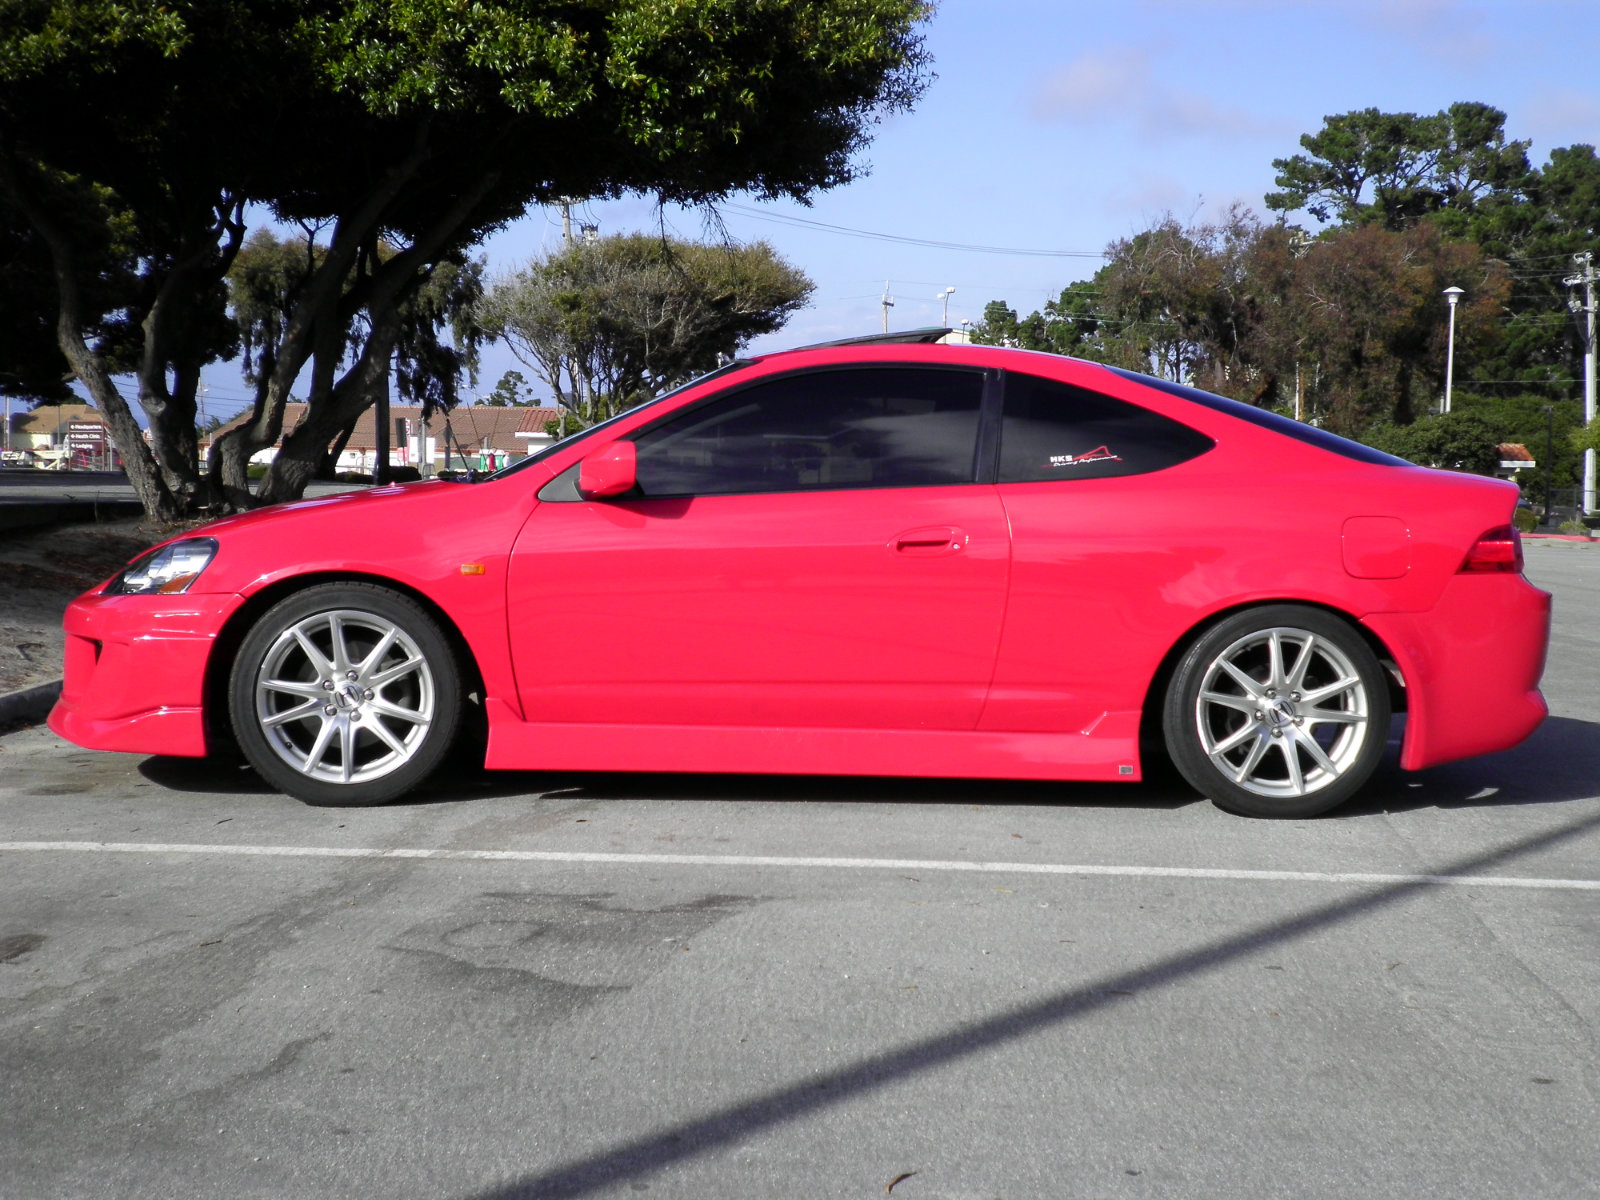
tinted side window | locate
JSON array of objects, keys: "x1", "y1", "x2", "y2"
[
  {"x1": 998, "y1": 373, "x2": 1213, "y2": 482},
  {"x1": 632, "y1": 367, "x2": 984, "y2": 497}
]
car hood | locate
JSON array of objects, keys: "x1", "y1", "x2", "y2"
[{"x1": 192, "y1": 479, "x2": 462, "y2": 541}]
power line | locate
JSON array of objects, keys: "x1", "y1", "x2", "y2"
[{"x1": 719, "y1": 202, "x2": 1107, "y2": 260}]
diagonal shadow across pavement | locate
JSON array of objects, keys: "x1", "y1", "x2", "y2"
[{"x1": 467, "y1": 803, "x2": 1600, "y2": 1200}]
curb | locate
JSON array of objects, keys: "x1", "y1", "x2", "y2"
[{"x1": 0, "y1": 680, "x2": 62, "y2": 730}]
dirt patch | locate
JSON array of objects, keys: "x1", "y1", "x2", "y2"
[{"x1": 0, "y1": 517, "x2": 169, "y2": 694}]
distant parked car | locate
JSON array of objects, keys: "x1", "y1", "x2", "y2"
[{"x1": 51, "y1": 332, "x2": 1551, "y2": 818}]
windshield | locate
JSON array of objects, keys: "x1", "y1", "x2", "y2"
[{"x1": 481, "y1": 360, "x2": 756, "y2": 481}]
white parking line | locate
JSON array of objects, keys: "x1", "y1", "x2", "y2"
[{"x1": 1, "y1": 840, "x2": 1597, "y2": 891}]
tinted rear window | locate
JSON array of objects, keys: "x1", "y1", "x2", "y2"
[
  {"x1": 999, "y1": 372, "x2": 1213, "y2": 482},
  {"x1": 1104, "y1": 367, "x2": 1410, "y2": 467}
]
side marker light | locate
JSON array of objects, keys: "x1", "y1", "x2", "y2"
[{"x1": 460, "y1": 564, "x2": 486, "y2": 576}]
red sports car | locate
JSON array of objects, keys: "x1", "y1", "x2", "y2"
[{"x1": 49, "y1": 333, "x2": 1551, "y2": 818}]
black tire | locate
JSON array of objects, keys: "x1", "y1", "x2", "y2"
[
  {"x1": 229, "y1": 583, "x2": 462, "y2": 807},
  {"x1": 1162, "y1": 605, "x2": 1390, "y2": 819}
]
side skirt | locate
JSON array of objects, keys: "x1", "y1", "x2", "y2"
[{"x1": 481, "y1": 699, "x2": 1143, "y2": 783}]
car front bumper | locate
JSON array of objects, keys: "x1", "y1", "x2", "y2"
[{"x1": 46, "y1": 590, "x2": 241, "y2": 758}]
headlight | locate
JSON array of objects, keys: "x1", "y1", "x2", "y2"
[{"x1": 107, "y1": 538, "x2": 219, "y2": 595}]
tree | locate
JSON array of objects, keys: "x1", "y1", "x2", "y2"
[
  {"x1": 1266, "y1": 103, "x2": 1532, "y2": 231},
  {"x1": 974, "y1": 209, "x2": 1296, "y2": 404},
  {"x1": 970, "y1": 284, "x2": 1103, "y2": 360},
  {"x1": 0, "y1": 185, "x2": 140, "y2": 404},
  {"x1": 1364, "y1": 410, "x2": 1505, "y2": 474},
  {"x1": 1266, "y1": 105, "x2": 1600, "y2": 406},
  {"x1": 226, "y1": 226, "x2": 485, "y2": 482},
  {"x1": 0, "y1": 0, "x2": 930, "y2": 519},
  {"x1": 481, "y1": 369, "x2": 539, "y2": 407},
  {"x1": 478, "y1": 233, "x2": 813, "y2": 424},
  {"x1": 973, "y1": 208, "x2": 1511, "y2": 436},
  {"x1": 1271, "y1": 222, "x2": 1510, "y2": 434}
]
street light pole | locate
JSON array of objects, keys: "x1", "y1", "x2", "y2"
[
  {"x1": 1442, "y1": 286, "x2": 1464, "y2": 414},
  {"x1": 938, "y1": 286, "x2": 955, "y2": 327}
]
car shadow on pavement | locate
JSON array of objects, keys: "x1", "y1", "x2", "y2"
[
  {"x1": 1340, "y1": 714, "x2": 1600, "y2": 817},
  {"x1": 133, "y1": 715, "x2": 1599, "y2": 816},
  {"x1": 405, "y1": 715, "x2": 1600, "y2": 817},
  {"x1": 137, "y1": 753, "x2": 277, "y2": 796}
]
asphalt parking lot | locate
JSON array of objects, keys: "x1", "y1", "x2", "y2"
[{"x1": 2, "y1": 543, "x2": 1597, "y2": 1200}]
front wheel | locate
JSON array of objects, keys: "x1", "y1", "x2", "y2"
[
  {"x1": 1162, "y1": 606, "x2": 1390, "y2": 819},
  {"x1": 229, "y1": 583, "x2": 462, "y2": 807}
]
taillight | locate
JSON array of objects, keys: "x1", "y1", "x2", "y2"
[{"x1": 1460, "y1": 525, "x2": 1523, "y2": 573}]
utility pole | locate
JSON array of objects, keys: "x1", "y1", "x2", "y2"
[
  {"x1": 1565, "y1": 252, "x2": 1597, "y2": 515},
  {"x1": 881, "y1": 281, "x2": 894, "y2": 334},
  {"x1": 558, "y1": 198, "x2": 576, "y2": 247}
]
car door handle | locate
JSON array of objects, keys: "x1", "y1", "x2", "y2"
[{"x1": 891, "y1": 526, "x2": 967, "y2": 556}]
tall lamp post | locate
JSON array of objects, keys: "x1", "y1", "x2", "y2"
[
  {"x1": 938, "y1": 286, "x2": 955, "y2": 327},
  {"x1": 1442, "y1": 286, "x2": 1464, "y2": 414}
]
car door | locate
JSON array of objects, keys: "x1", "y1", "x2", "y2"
[
  {"x1": 506, "y1": 365, "x2": 1011, "y2": 731},
  {"x1": 979, "y1": 368, "x2": 1217, "y2": 735}
]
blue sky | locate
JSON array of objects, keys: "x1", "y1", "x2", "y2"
[{"x1": 201, "y1": 0, "x2": 1600, "y2": 418}]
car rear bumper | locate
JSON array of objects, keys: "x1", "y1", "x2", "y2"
[
  {"x1": 46, "y1": 591, "x2": 239, "y2": 758},
  {"x1": 1364, "y1": 573, "x2": 1551, "y2": 772}
]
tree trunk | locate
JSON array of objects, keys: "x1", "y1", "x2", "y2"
[
  {"x1": 256, "y1": 306, "x2": 404, "y2": 506},
  {"x1": 374, "y1": 366, "x2": 392, "y2": 485}
]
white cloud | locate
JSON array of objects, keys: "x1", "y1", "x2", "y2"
[
  {"x1": 1028, "y1": 48, "x2": 1291, "y2": 143},
  {"x1": 1353, "y1": 0, "x2": 1496, "y2": 66}
]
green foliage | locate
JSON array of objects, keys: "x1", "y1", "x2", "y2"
[
  {"x1": 974, "y1": 103, "x2": 1592, "y2": 473},
  {"x1": 1573, "y1": 415, "x2": 1600, "y2": 456},
  {"x1": 970, "y1": 283, "x2": 1103, "y2": 360},
  {"x1": 1265, "y1": 103, "x2": 1531, "y2": 230},
  {"x1": 482, "y1": 369, "x2": 539, "y2": 406},
  {"x1": 1265, "y1": 105, "x2": 1598, "y2": 406},
  {"x1": 392, "y1": 250, "x2": 485, "y2": 419},
  {"x1": 1362, "y1": 411, "x2": 1505, "y2": 474},
  {"x1": 0, "y1": 167, "x2": 144, "y2": 400},
  {"x1": 0, "y1": 0, "x2": 931, "y2": 518},
  {"x1": 1512, "y1": 506, "x2": 1538, "y2": 533},
  {"x1": 479, "y1": 232, "x2": 813, "y2": 424},
  {"x1": 227, "y1": 227, "x2": 484, "y2": 421},
  {"x1": 543, "y1": 412, "x2": 586, "y2": 439},
  {"x1": 1454, "y1": 392, "x2": 1583, "y2": 504},
  {"x1": 1558, "y1": 518, "x2": 1589, "y2": 536},
  {"x1": 974, "y1": 208, "x2": 1507, "y2": 429}
]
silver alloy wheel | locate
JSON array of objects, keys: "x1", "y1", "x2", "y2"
[
  {"x1": 252, "y1": 608, "x2": 437, "y2": 786},
  {"x1": 1193, "y1": 625, "x2": 1371, "y2": 799}
]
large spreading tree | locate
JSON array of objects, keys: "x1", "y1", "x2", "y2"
[{"x1": 0, "y1": 0, "x2": 931, "y2": 519}]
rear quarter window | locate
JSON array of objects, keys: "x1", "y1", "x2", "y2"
[{"x1": 999, "y1": 371, "x2": 1214, "y2": 482}]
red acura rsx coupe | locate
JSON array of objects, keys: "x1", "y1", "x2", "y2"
[{"x1": 50, "y1": 333, "x2": 1551, "y2": 818}]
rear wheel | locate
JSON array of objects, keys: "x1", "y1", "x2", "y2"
[
  {"x1": 1162, "y1": 606, "x2": 1389, "y2": 818},
  {"x1": 229, "y1": 583, "x2": 461, "y2": 807}
]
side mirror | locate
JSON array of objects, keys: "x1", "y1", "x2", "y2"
[{"x1": 577, "y1": 440, "x2": 637, "y2": 500}]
